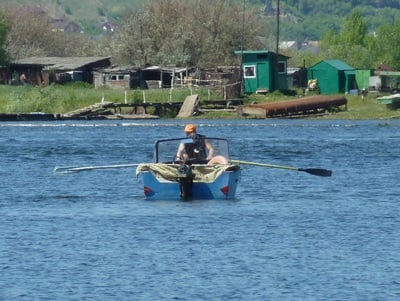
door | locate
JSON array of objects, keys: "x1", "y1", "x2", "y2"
[{"x1": 257, "y1": 62, "x2": 270, "y2": 91}]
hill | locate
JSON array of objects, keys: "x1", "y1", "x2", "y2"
[
  {"x1": 1, "y1": 0, "x2": 400, "y2": 40},
  {"x1": 0, "y1": 0, "x2": 146, "y2": 21}
]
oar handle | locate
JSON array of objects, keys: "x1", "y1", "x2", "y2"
[
  {"x1": 231, "y1": 160, "x2": 332, "y2": 177},
  {"x1": 54, "y1": 163, "x2": 141, "y2": 174},
  {"x1": 231, "y1": 160, "x2": 297, "y2": 170}
]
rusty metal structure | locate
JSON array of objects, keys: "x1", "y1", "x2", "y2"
[{"x1": 237, "y1": 95, "x2": 347, "y2": 118}]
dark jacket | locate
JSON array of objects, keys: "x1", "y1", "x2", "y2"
[{"x1": 184, "y1": 133, "x2": 208, "y2": 163}]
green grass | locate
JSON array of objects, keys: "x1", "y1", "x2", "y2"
[
  {"x1": 238, "y1": 91, "x2": 400, "y2": 120},
  {"x1": 0, "y1": 83, "x2": 222, "y2": 114},
  {"x1": 324, "y1": 95, "x2": 400, "y2": 119},
  {"x1": 0, "y1": 84, "x2": 399, "y2": 119}
]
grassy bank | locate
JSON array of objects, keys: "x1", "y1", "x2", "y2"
[
  {"x1": 0, "y1": 83, "x2": 222, "y2": 114},
  {"x1": 0, "y1": 84, "x2": 399, "y2": 119},
  {"x1": 240, "y1": 91, "x2": 400, "y2": 120}
]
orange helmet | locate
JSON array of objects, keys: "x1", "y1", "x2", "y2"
[{"x1": 184, "y1": 124, "x2": 196, "y2": 133}]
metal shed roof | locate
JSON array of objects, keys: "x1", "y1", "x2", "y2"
[
  {"x1": 234, "y1": 50, "x2": 290, "y2": 59},
  {"x1": 312, "y1": 59, "x2": 354, "y2": 71}
]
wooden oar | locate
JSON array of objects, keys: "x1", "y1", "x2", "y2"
[
  {"x1": 54, "y1": 163, "x2": 141, "y2": 174},
  {"x1": 230, "y1": 160, "x2": 332, "y2": 177}
]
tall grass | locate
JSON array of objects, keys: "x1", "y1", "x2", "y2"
[
  {"x1": 0, "y1": 83, "x2": 222, "y2": 114},
  {"x1": 0, "y1": 83, "x2": 399, "y2": 119}
]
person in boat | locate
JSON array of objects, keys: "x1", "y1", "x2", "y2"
[{"x1": 176, "y1": 124, "x2": 228, "y2": 165}]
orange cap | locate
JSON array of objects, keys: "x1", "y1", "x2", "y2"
[{"x1": 184, "y1": 124, "x2": 196, "y2": 133}]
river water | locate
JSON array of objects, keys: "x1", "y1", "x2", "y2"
[{"x1": 1, "y1": 119, "x2": 399, "y2": 300}]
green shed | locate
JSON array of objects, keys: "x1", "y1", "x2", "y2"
[
  {"x1": 234, "y1": 50, "x2": 288, "y2": 93},
  {"x1": 355, "y1": 69, "x2": 372, "y2": 90},
  {"x1": 308, "y1": 60, "x2": 356, "y2": 94}
]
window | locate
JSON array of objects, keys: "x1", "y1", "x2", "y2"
[
  {"x1": 109, "y1": 74, "x2": 125, "y2": 80},
  {"x1": 244, "y1": 65, "x2": 256, "y2": 78},
  {"x1": 277, "y1": 61, "x2": 286, "y2": 74}
]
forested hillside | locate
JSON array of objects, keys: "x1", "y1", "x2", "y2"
[
  {"x1": 274, "y1": 0, "x2": 400, "y2": 40},
  {"x1": 1, "y1": 0, "x2": 400, "y2": 69},
  {"x1": 1, "y1": 0, "x2": 400, "y2": 40}
]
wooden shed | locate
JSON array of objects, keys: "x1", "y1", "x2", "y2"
[
  {"x1": 94, "y1": 65, "x2": 195, "y2": 90},
  {"x1": 9, "y1": 56, "x2": 111, "y2": 86},
  {"x1": 308, "y1": 60, "x2": 356, "y2": 94},
  {"x1": 234, "y1": 50, "x2": 289, "y2": 94},
  {"x1": 93, "y1": 66, "x2": 137, "y2": 90}
]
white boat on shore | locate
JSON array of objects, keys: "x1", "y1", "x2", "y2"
[{"x1": 377, "y1": 93, "x2": 400, "y2": 108}]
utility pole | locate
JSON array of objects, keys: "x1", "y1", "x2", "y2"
[
  {"x1": 275, "y1": 0, "x2": 280, "y2": 91},
  {"x1": 275, "y1": 0, "x2": 280, "y2": 56},
  {"x1": 240, "y1": 0, "x2": 246, "y2": 96}
]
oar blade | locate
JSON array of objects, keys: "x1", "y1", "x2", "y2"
[
  {"x1": 299, "y1": 168, "x2": 332, "y2": 177},
  {"x1": 54, "y1": 166, "x2": 80, "y2": 174}
]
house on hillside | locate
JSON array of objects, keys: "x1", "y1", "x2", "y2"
[
  {"x1": 307, "y1": 59, "x2": 356, "y2": 94},
  {"x1": 100, "y1": 21, "x2": 118, "y2": 33},
  {"x1": 280, "y1": 41, "x2": 299, "y2": 51},
  {"x1": 234, "y1": 49, "x2": 289, "y2": 94},
  {"x1": 300, "y1": 40, "x2": 320, "y2": 53},
  {"x1": 51, "y1": 18, "x2": 82, "y2": 33},
  {"x1": 9, "y1": 57, "x2": 112, "y2": 86}
]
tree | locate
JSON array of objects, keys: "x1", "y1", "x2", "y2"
[
  {"x1": 4, "y1": 6, "x2": 56, "y2": 59},
  {"x1": 3, "y1": 5, "x2": 98, "y2": 60},
  {"x1": 372, "y1": 20, "x2": 400, "y2": 70},
  {"x1": 114, "y1": 0, "x2": 263, "y2": 67},
  {"x1": 340, "y1": 10, "x2": 368, "y2": 46},
  {"x1": 320, "y1": 10, "x2": 374, "y2": 68},
  {"x1": 0, "y1": 11, "x2": 8, "y2": 65}
]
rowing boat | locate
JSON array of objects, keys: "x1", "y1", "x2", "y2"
[
  {"x1": 377, "y1": 93, "x2": 400, "y2": 108},
  {"x1": 54, "y1": 137, "x2": 331, "y2": 199},
  {"x1": 136, "y1": 137, "x2": 241, "y2": 200}
]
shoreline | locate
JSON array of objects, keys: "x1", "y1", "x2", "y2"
[{"x1": 0, "y1": 112, "x2": 160, "y2": 121}]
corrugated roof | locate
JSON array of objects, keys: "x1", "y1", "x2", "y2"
[
  {"x1": 11, "y1": 56, "x2": 111, "y2": 70},
  {"x1": 99, "y1": 65, "x2": 138, "y2": 73}
]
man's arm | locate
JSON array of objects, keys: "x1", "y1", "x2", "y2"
[
  {"x1": 205, "y1": 141, "x2": 214, "y2": 160},
  {"x1": 176, "y1": 143, "x2": 185, "y2": 160}
]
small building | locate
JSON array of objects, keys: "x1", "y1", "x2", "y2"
[
  {"x1": 9, "y1": 56, "x2": 111, "y2": 86},
  {"x1": 234, "y1": 50, "x2": 289, "y2": 94},
  {"x1": 369, "y1": 71, "x2": 400, "y2": 93},
  {"x1": 94, "y1": 65, "x2": 194, "y2": 90},
  {"x1": 93, "y1": 66, "x2": 137, "y2": 90},
  {"x1": 308, "y1": 59, "x2": 356, "y2": 94}
]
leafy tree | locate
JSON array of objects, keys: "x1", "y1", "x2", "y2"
[
  {"x1": 3, "y1": 5, "x2": 101, "y2": 59},
  {"x1": 372, "y1": 20, "x2": 400, "y2": 70},
  {"x1": 0, "y1": 11, "x2": 8, "y2": 65},
  {"x1": 4, "y1": 6, "x2": 58, "y2": 59},
  {"x1": 114, "y1": 0, "x2": 263, "y2": 66},
  {"x1": 320, "y1": 10, "x2": 374, "y2": 68},
  {"x1": 340, "y1": 10, "x2": 368, "y2": 46}
]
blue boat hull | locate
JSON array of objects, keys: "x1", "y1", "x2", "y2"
[{"x1": 137, "y1": 164, "x2": 240, "y2": 200}]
